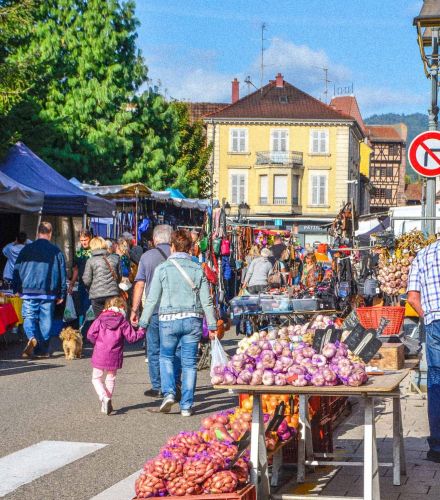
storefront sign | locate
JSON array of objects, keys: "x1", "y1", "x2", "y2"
[
  {"x1": 274, "y1": 219, "x2": 283, "y2": 227},
  {"x1": 298, "y1": 224, "x2": 328, "y2": 234}
]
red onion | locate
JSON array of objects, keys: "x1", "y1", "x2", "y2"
[
  {"x1": 311, "y1": 372, "x2": 325, "y2": 386},
  {"x1": 275, "y1": 373, "x2": 287, "y2": 386},
  {"x1": 262, "y1": 369, "x2": 275, "y2": 386},
  {"x1": 311, "y1": 354, "x2": 327, "y2": 367},
  {"x1": 237, "y1": 369, "x2": 253, "y2": 385},
  {"x1": 223, "y1": 371, "x2": 236, "y2": 385},
  {"x1": 246, "y1": 344, "x2": 261, "y2": 358},
  {"x1": 345, "y1": 370, "x2": 365, "y2": 387},
  {"x1": 273, "y1": 359, "x2": 285, "y2": 373},
  {"x1": 287, "y1": 364, "x2": 306, "y2": 376},
  {"x1": 280, "y1": 355, "x2": 294, "y2": 370},
  {"x1": 281, "y1": 347, "x2": 293, "y2": 357},
  {"x1": 259, "y1": 350, "x2": 276, "y2": 369},
  {"x1": 290, "y1": 374, "x2": 308, "y2": 386},
  {"x1": 322, "y1": 367, "x2": 338, "y2": 385},
  {"x1": 272, "y1": 341, "x2": 284, "y2": 356},
  {"x1": 211, "y1": 374, "x2": 224, "y2": 385},
  {"x1": 322, "y1": 342, "x2": 337, "y2": 359},
  {"x1": 250, "y1": 368, "x2": 264, "y2": 385},
  {"x1": 302, "y1": 346, "x2": 316, "y2": 358},
  {"x1": 258, "y1": 340, "x2": 272, "y2": 351}
]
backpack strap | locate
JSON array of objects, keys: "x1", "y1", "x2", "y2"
[{"x1": 169, "y1": 259, "x2": 197, "y2": 291}]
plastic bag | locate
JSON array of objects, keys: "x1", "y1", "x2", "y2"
[
  {"x1": 85, "y1": 305, "x2": 95, "y2": 321},
  {"x1": 210, "y1": 336, "x2": 229, "y2": 377},
  {"x1": 63, "y1": 294, "x2": 77, "y2": 322}
]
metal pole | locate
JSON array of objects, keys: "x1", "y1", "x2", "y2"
[{"x1": 426, "y1": 28, "x2": 439, "y2": 235}]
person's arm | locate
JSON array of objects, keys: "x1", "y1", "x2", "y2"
[
  {"x1": 122, "y1": 320, "x2": 146, "y2": 343},
  {"x1": 407, "y1": 256, "x2": 423, "y2": 317},
  {"x1": 2, "y1": 243, "x2": 12, "y2": 259},
  {"x1": 87, "y1": 319, "x2": 100, "y2": 344},
  {"x1": 139, "y1": 268, "x2": 163, "y2": 328},
  {"x1": 130, "y1": 280, "x2": 145, "y2": 326},
  {"x1": 82, "y1": 259, "x2": 93, "y2": 288},
  {"x1": 199, "y1": 272, "x2": 217, "y2": 331},
  {"x1": 243, "y1": 259, "x2": 256, "y2": 287},
  {"x1": 68, "y1": 265, "x2": 78, "y2": 295}
]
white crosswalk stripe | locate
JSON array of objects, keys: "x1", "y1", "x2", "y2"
[
  {"x1": 0, "y1": 440, "x2": 107, "y2": 497},
  {"x1": 89, "y1": 469, "x2": 141, "y2": 500}
]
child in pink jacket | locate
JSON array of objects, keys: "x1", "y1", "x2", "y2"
[{"x1": 87, "y1": 296, "x2": 145, "y2": 415}]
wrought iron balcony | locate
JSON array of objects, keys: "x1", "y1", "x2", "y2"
[
  {"x1": 273, "y1": 197, "x2": 288, "y2": 205},
  {"x1": 256, "y1": 151, "x2": 303, "y2": 166}
]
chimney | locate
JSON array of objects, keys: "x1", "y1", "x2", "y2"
[
  {"x1": 275, "y1": 73, "x2": 284, "y2": 88},
  {"x1": 231, "y1": 78, "x2": 239, "y2": 103}
]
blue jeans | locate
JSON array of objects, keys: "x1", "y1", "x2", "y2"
[
  {"x1": 424, "y1": 320, "x2": 440, "y2": 453},
  {"x1": 159, "y1": 317, "x2": 202, "y2": 410},
  {"x1": 22, "y1": 299, "x2": 55, "y2": 355},
  {"x1": 147, "y1": 314, "x2": 182, "y2": 391}
]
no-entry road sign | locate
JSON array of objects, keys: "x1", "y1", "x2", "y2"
[{"x1": 408, "y1": 130, "x2": 440, "y2": 177}]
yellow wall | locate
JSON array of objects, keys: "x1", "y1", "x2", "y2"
[
  {"x1": 360, "y1": 141, "x2": 372, "y2": 177},
  {"x1": 212, "y1": 122, "x2": 356, "y2": 217}
]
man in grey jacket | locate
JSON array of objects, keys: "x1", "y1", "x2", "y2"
[{"x1": 242, "y1": 247, "x2": 273, "y2": 294}]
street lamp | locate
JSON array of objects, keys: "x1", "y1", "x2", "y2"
[
  {"x1": 414, "y1": 0, "x2": 440, "y2": 235},
  {"x1": 238, "y1": 202, "x2": 250, "y2": 222},
  {"x1": 223, "y1": 201, "x2": 231, "y2": 217}
]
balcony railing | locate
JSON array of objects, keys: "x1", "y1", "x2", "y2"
[
  {"x1": 259, "y1": 197, "x2": 268, "y2": 205},
  {"x1": 273, "y1": 197, "x2": 287, "y2": 205},
  {"x1": 256, "y1": 151, "x2": 303, "y2": 166}
]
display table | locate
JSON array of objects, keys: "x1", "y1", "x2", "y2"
[
  {"x1": 215, "y1": 369, "x2": 410, "y2": 500},
  {"x1": 0, "y1": 303, "x2": 19, "y2": 335}
]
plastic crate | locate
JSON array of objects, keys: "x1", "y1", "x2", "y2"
[
  {"x1": 356, "y1": 306, "x2": 405, "y2": 335},
  {"x1": 136, "y1": 484, "x2": 256, "y2": 500},
  {"x1": 230, "y1": 296, "x2": 260, "y2": 317}
]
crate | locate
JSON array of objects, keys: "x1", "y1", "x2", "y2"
[
  {"x1": 260, "y1": 295, "x2": 292, "y2": 313},
  {"x1": 230, "y1": 296, "x2": 260, "y2": 317},
  {"x1": 136, "y1": 484, "x2": 256, "y2": 500},
  {"x1": 357, "y1": 306, "x2": 405, "y2": 335},
  {"x1": 369, "y1": 342, "x2": 405, "y2": 370}
]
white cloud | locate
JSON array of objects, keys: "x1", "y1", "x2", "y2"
[{"x1": 356, "y1": 86, "x2": 427, "y2": 117}]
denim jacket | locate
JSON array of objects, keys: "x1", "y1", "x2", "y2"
[{"x1": 139, "y1": 255, "x2": 217, "y2": 330}]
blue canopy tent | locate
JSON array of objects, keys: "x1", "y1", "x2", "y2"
[
  {"x1": 0, "y1": 143, "x2": 115, "y2": 217},
  {"x1": 0, "y1": 170, "x2": 44, "y2": 213}
]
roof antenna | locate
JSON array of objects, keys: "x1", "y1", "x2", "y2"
[
  {"x1": 260, "y1": 22, "x2": 268, "y2": 93},
  {"x1": 313, "y1": 66, "x2": 331, "y2": 103},
  {"x1": 244, "y1": 76, "x2": 258, "y2": 95}
]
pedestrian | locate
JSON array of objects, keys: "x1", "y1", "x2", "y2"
[
  {"x1": 131, "y1": 225, "x2": 181, "y2": 398},
  {"x1": 2, "y1": 231, "x2": 30, "y2": 287},
  {"x1": 407, "y1": 240, "x2": 440, "y2": 463},
  {"x1": 87, "y1": 296, "x2": 145, "y2": 415},
  {"x1": 67, "y1": 229, "x2": 92, "y2": 326},
  {"x1": 242, "y1": 247, "x2": 273, "y2": 294},
  {"x1": 139, "y1": 229, "x2": 217, "y2": 416},
  {"x1": 270, "y1": 235, "x2": 287, "y2": 261},
  {"x1": 82, "y1": 236, "x2": 121, "y2": 318},
  {"x1": 12, "y1": 222, "x2": 66, "y2": 358}
]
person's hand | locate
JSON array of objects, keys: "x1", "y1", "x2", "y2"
[
  {"x1": 67, "y1": 284, "x2": 74, "y2": 295},
  {"x1": 208, "y1": 330, "x2": 217, "y2": 340},
  {"x1": 56, "y1": 298, "x2": 64, "y2": 305},
  {"x1": 130, "y1": 309, "x2": 139, "y2": 326}
]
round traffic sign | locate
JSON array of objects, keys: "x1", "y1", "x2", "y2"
[{"x1": 408, "y1": 130, "x2": 440, "y2": 177}]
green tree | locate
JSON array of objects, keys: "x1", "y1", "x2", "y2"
[
  {"x1": 169, "y1": 102, "x2": 212, "y2": 198},
  {"x1": 11, "y1": 0, "x2": 149, "y2": 181}
]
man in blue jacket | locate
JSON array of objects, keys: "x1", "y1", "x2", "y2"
[{"x1": 13, "y1": 222, "x2": 67, "y2": 358}]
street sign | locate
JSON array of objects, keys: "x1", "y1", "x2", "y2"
[
  {"x1": 274, "y1": 219, "x2": 283, "y2": 226},
  {"x1": 408, "y1": 130, "x2": 440, "y2": 177}
]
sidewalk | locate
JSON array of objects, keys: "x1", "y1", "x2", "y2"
[{"x1": 276, "y1": 379, "x2": 436, "y2": 499}]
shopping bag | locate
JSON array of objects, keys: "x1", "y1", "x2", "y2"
[
  {"x1": 210, "y1": 335, "x2": 229, "y2": 377},
  {"x1": 85, "y1": 304, "x2": 95, "y2": 321},
  {"x1": 63, "y1": 294, "x2": 77, "y2": 322}
]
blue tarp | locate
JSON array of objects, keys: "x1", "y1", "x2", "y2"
[
  {"x1": 165, "y1": 188, "x2": 186, "y2": 198},
  {"x1": 0, "y1": 143, "x2": 115, "y2": 217},
  {"x1": 0, "y1": 170, "x2": 44, "y2": 213}
]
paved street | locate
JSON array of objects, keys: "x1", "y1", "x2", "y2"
[{"x1": 0, "y1": 335, "x2": 236, "y2": 499}]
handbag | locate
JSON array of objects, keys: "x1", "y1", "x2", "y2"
[
  {"x1": 102, "y1": 256, "x2": 124, "y2": 299},
  {"x1": 220, "y1": 238, "x2": 230, "y2": 256},
  {"x1": 203, "y1": 263, "x2": 218, "y2": 285},
  {"x1": 213, "y1": 237, "x2": 222, "y2": 256},
  {"x1": 268, "y1": 261, "x2": 283, "y2": 288},
  {"x1": 199, "y1": 236, "x2": 208, "y2": 253}
]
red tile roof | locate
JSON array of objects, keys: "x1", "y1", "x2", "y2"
[
  {"x1": 205, "y1": 78, "x2": 358, "y2": 122},
  {"x1": 187, "y1": 102, "x2": 229, "y2": 124},
  {"x1": 330, "y1": 96, "x2": 366, "y2": 134},
  {"x1": 366, "y1": 125, "x2": 407, "y2": 143},
  {"x1": 405, "y1": 183, "x2": 422, "y2": 202}
]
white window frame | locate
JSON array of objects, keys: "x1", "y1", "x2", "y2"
[
  {"x1": 310, "y1": 129, "x2": 329, "y2": 154},
  {"x1": 270, "y1": 128, "x2": 289, "y2": 163},
  {"x1": 259, "y1": 175, "x2": 268, "y2": 204},
  {"x1": 273, "y1": 174, "x2": 288, "y2": 204},
  {"x1": 229, "y1": 170, "x2": 248, "y2": 205},
  {"x1": 229, "y1": 128, "x2": 248, "y2": 153},
  {"x1": 309, "y1": 171, "x2": 328, "y2": 206}
]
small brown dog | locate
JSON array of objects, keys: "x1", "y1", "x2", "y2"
[{"x1": 59, "y1": 327, "x2": 83, "y2": 360}]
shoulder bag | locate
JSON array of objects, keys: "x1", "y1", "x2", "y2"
[
  {"x1": 102, "y1": 256, "x2": 126, "y2": 300},
  {"x1": 268, "y1": 260, "x2": 283, "y2": 289}
]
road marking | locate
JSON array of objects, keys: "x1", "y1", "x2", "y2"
[
  {"x1": 89, "y1": 470, "x2": 141, "y2": 500},
  {"x1": 0, "y1": 440, "x2": 107, "y2": 496}
]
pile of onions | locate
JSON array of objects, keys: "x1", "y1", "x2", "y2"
[
  {"x1": 211, "y1": 340, "x2": 368, "y2": 388},
  {"x1": 377, "y1": 254, "x2": 413, "y2": 296}
]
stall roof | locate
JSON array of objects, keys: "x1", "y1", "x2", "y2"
[
  {"x1": 70, "y1": 178, "x2": 151, "y2": 198},
  {"x1": 0, "y1": 170, "x2": 44, "y2": 214},
  {"x1": 0, "y1": 143, "x2": 115, "y2": 217}
]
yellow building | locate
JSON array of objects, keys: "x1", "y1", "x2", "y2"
[{"x1": 205, "y1": 74, "x2": 365, "y2": 244}]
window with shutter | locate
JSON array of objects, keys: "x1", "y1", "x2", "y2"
[
  {"x1": 271, "y1": 129, "x2": 289, "y2": 163},
  {"x1": 259, "y1": 175, "x2": 268, "y2": 204},
  {"x1": 230, "y1": 172, "x2": 247, "y2": 204},
  {"x1": 292, "y1": 175, "x2": 300, "y2": 205},
  {"x1": 229, "y1": 128, "x2": 248, "y2": 152},
  {"x1": 310, "y1": 173, "x2": 327, "y2": 205},
  {"x1": 310, "y1": 129, "x2": 329, "y2": 154},
  {"x1": 274, "y1": 175, "x2": 287, "y2": 205}
]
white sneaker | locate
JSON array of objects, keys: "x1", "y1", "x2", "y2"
[
  {"x1": 100, "y1": 399, "x2": 107, "y2": 414},
  {"x1": 101, "y1": 396, "x2": 113, "y2": 415},
  {"x1": 181, "y1": 409, "x2": 193, "y2": 417}
]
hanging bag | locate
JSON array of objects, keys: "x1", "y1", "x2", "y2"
[
  {"x1": 210, "y1": 335, "x2": 229, "y2": 377},
  {"x1": 268, "y1": 260, "x2": 283, "y2": 288},
  {"x1": 63, "y1": 294, "x2": 77, "y2": 322}
]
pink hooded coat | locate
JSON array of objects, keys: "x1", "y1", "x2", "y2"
[{"x1": 87, "y1": 311, "x2": 145, "y2": 370}]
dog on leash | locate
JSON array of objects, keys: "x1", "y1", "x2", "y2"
[{"x1": 59, "y1": 327, "x2": 83, "y2": 360}]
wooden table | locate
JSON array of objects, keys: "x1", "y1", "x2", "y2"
[{"x1": 215, "y1": 369, "x2": 410, "y2": 500}]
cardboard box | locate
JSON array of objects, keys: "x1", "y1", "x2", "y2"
[{"x1": 369, "y1": 343, "x2": 405, "y2": 370}]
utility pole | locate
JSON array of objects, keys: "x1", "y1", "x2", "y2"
[{"x1": 314, "y1": 66, "x2": 331, "y2": 103}]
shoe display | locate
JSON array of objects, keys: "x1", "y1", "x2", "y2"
[
  {"x1": 159, "y1": 394, "x2": 175, "y2": 413},
  {"x1": 22, "y1": 338, "x2": 37, "y2": 358},
  {"x1": 181, "y1": 409, "x2": 193, "y2": 417},
  {"x1": 144, "y1": 389, "x2": 162, "y2": 398}
]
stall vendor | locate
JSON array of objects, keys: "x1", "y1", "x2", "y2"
[{"x1": 301, "y1": 252, "x2": 318, "y2": 289}]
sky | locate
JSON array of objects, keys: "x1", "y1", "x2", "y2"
[{"x1": 135, "y1": 0, "x2": 428, "y2": 118}]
